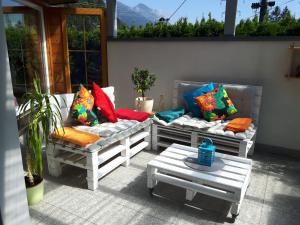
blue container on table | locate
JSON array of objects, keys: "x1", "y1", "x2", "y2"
[{"x1": 198, "y1": 138, "x2": 216, "y2": 167}]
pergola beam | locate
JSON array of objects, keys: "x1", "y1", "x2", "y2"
[
  {"x1": 106, "y1": 0, "x2": 117, "y2": 38},
  {"x1": 224, "y1": 0, "x2": 238, "y2": 36}
]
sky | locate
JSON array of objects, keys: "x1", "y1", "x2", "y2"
[{"x1": 119, "y1": 0, "x2": 300, "y2": 23}]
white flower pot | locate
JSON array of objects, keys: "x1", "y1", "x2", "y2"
[{"x1": 135, "y1": 97, "x2": 154, "y2": 112}]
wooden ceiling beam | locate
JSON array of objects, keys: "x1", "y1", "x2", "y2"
[{"x1": 22, "y1": 0, "x2": 78, "y2": 7}]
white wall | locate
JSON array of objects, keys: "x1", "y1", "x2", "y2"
[
  {"x1": 108, "y1": 40, "x2": 300, "y2": 151},
  {"x1": 0, "y1": 2, "x2": 30, "y2": 224}
]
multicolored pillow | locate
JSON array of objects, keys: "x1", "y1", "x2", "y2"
[
  {"x1": 71, "y1": 85, "x2": 99, "y2": 126},
  {"x1": 183, "y1": 83, "x2": 215, "y2": 118},
  {"x1": 195, "y1": 86, "x2": 237, "y2": 121}
]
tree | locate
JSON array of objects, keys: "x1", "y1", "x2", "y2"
[{"x1": 269, "y1": 6, "x2": 281, "y2": 22}]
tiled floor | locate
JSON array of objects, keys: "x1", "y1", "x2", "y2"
[{"x1": 30, "y1": 148, "x2": 300, "y2": 225}]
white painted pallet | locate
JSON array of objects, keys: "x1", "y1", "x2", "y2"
[
  {"x1": 147, "y1": 143, "x2": 252, "y2": 220},
  {"x1": 152, "y1": 80, "x2": 262, "y2": 158},
  {"x1": 47, "y1": 88, "x2": 152, "y2": 190},
  {"x1": 152, "y1": 123, "x2": 256, "y2": 157}
]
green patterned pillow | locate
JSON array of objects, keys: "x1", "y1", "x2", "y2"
[
  {"x1": 71, "y1": 85, "x2": 99, "y2": 126},
  {"x1": 195, "y1": 86, "x2": 237, "y2": 121}
]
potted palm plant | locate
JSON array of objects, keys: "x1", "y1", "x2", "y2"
[
  {"x1": 132, "y1": 67, "x2": 156, "y2": 112},
  {"x1": 20, "y1": 78, "x2": 63, "y2": 205}
]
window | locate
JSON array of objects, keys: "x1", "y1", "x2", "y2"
[
  {"x1": 4, "y1": 7, "x2": 44, "y2": 101},
  {"x1": 67, "y1": 15, "x2": 102, "y2": 92},
  {"x1": 44, "y1": 7, "x2": 108, "y2": 93}
]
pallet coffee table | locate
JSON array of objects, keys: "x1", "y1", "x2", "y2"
[{"x1": 147, "y1": 143, "x2": 252, "y2": 220}]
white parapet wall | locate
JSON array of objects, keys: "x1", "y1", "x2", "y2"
[{"x1": 108, "y1": 39, "x2": 300, "y2": 151}]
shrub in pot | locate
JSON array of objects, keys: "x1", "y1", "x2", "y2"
[
  {"x1": 131, "y1": 67, "x2": 156, "y2": 112},
  {"x1": 20, "y1": 78, "x2": 63, "y2": 205}
]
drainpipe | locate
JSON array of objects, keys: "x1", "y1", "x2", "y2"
[
  {"x1": 224, "y1": 0, "x2": 238, "y2": 36},
  {"x1": 106, "y1": 0, "x2": 117, "y2": 38},
  {"x1": 0, "y1": 1, "x2": 31, "y2": 224}
]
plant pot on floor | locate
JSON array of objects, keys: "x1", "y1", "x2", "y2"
[
  {"x1": 25, "y1": 176, "x2": 44, "y2": 205},
  {"x1": 135, "y1": 97, "x2": 154, "y2": 112}
]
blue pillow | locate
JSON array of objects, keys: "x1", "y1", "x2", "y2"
[{"x1": 183, "y1": 83, "x2": 215, "y2": 117}]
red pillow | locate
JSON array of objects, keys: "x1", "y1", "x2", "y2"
[
  {"x1": 92, "y1": 82, "x2": 117, "y2": 123},
  {"x1": 116, "y1": 108, "x2": 149, "y2": 122}
]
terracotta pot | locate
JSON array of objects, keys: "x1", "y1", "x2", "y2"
[{"x1": 135, "y1": 97, "x2": 154, "y2": 112}]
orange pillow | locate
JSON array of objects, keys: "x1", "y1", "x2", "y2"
[
  {"x1": 225, "y1": 118, "x2": 252, "y2": 133},
  {"x1": 52, "y1": 127, "x2": 100, "y2": 147}
]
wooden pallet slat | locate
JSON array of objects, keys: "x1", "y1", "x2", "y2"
[
  {"x1": 154, "y1": 155, "x2": 246, "y2": 182},
  {"x1": 148, "y1": 159, "x2": 243, "y2": 191},
  {"x1": 130, "y1": 131, "x2": 150, "y2": 145},
  {"x1": 160, "y1": 151, "x2": 248, "y2": 176},
  {"x1": 98, "y1": 144, "x2": 126, "y2": 165},
  {"x1": 130, "y1": 141, "x2": 149, "y2": 157}
]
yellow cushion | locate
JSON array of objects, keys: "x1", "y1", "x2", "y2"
[{"x1": 52, "y1": 127, "x2": 100, "y2": 147}]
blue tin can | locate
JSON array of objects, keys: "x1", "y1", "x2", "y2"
[{"x1": 198, "y1": 138, "x2": 216, "y2": 167}]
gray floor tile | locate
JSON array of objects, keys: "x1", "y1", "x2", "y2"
[
  {"x1": 245, "y1": 170, "x2": 268, "y2": 205},
  {"x1": 264, "y1": 173, "x2": 300, "y2": 216},
  {"x1": 34, "y1": 150, "x2": 300, "y2": 225},
  {"x1": 259, "y1": 205, "x2": 300, "y2": 225},
  {"x1": 38, "y1": 207, "x2": 94, "y2": 225},
  {"x1": 174, "y1": 206, "x2": 221, "y2": 225},
  {"x1": 127, "y1": 212, "x2": 170, "y2": 225}
]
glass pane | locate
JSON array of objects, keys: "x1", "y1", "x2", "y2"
[
  {"x1": 4, "y1": 11, "x2": 44, "y2": 101},
  {"x1": 8, "y1": 50, "x2": 26, "y2": 99},
  {"x1": 5, "y1": 14, "x2": 25, "y2": 49},
  {"x1": 87, "y1": 52, "x2": 101, "y2": 86},
  {"x1": 69, "y1": 52, "x2": 86, "y2": 85},
  {"x1": 67, "y1": 15, "x2": 84, "y2": 50},
  {"x1": 85, "y1": 15, "x2": 101, "y2": 50}
]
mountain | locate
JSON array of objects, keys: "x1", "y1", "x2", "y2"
[
  {"x1": 133, "y1": 3, "x2": 161, "y2": 23},
  {"x1": 117, "y1": 1, "x2": 161, "y2": 27}
]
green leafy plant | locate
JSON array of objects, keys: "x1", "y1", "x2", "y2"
[
  {"x1": 20, "y1": 78, "x2": 63, "y2": 186},
  {"x1": 131, "y1": 67, "x2": 156, "y2": 98}
]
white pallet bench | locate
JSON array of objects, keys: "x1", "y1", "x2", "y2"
[
  {"x1": 48, "y1": 127, "x2": 151, "y2": 190},
  {"x1": 147, "y1": 143, "x2": 252, "y2": 221},
  {"x1": 47, "y1": 88, "x2": 152, "y2": 190},
  {"x1": 152, "y1": 80, "x2": 262, "y2": 158}
]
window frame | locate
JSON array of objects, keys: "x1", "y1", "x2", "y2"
[{"x1": 48, "y1": 8, "x2": 108, "y2": 93}]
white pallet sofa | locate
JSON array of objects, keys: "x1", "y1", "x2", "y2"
[
  {"x1": 152, "y1": 81, "x2": 262, "y2": 157},
  {"x1": 47, "y1": 87, "x2": 152, "y2": 190}
]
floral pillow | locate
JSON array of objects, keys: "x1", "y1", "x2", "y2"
[
  {"x1": 71, "y1": 84, "x2": 99, "y2": 126},
  {"x1": 195, "y1": 86, "x2": 237, "y2": 121}
]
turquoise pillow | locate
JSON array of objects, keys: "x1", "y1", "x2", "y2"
[
  {"x1": 156, "y1": 107, "x2": 185, "y2": 123},
  {"x1": 183, "y1": 83, "x2": 215, "y2": 117}
]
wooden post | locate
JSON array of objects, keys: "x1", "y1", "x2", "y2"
[
  {"x1": 152, "y1": 124, "x2": 158, "y2": 151},
  {"x1": 191, "y1": 132, "x2": 198, "y2": 148},
  {"x1": 186, "y1": 189, "x2": 196, "y2": 201},
  {"x1": 147, "y1": 166, "x2": 157, "y2": 189},
  {"x1": 238, "y1": 140, "x2": 248, "y2": 158},
  {"x1": 121, "y1": 137, "x2": 130, "y2": 167},
  {"x1": 224, "y1": 0, "x2": 238, "y2": 36},
  {"x1": 106, "y1": 0, "x2": 117, "y2": 38},
  {"x1": 86, "y1": 151, "x2": 98, "y2": 190},
  {"x1": 46, "y1": 143, "x2": 62, "y2": 177},
  {"x1": 144, "y1": 125, "x2": 151, "y2": 150}
]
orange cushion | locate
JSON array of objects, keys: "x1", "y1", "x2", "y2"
[
  {"x1": 225, "y1": 118, "x2": 252, "y2": 133},
  {"x1": 52, "y1": 127, "x2": 100, "y2": 147}
]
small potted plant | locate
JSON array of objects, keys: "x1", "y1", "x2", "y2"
[
  {"x1": 132, "y1": 67, "x2": 156, "y2": 112},
  {"x1": 20, "y1": 78, "x2": 63, "y2": 205}
]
